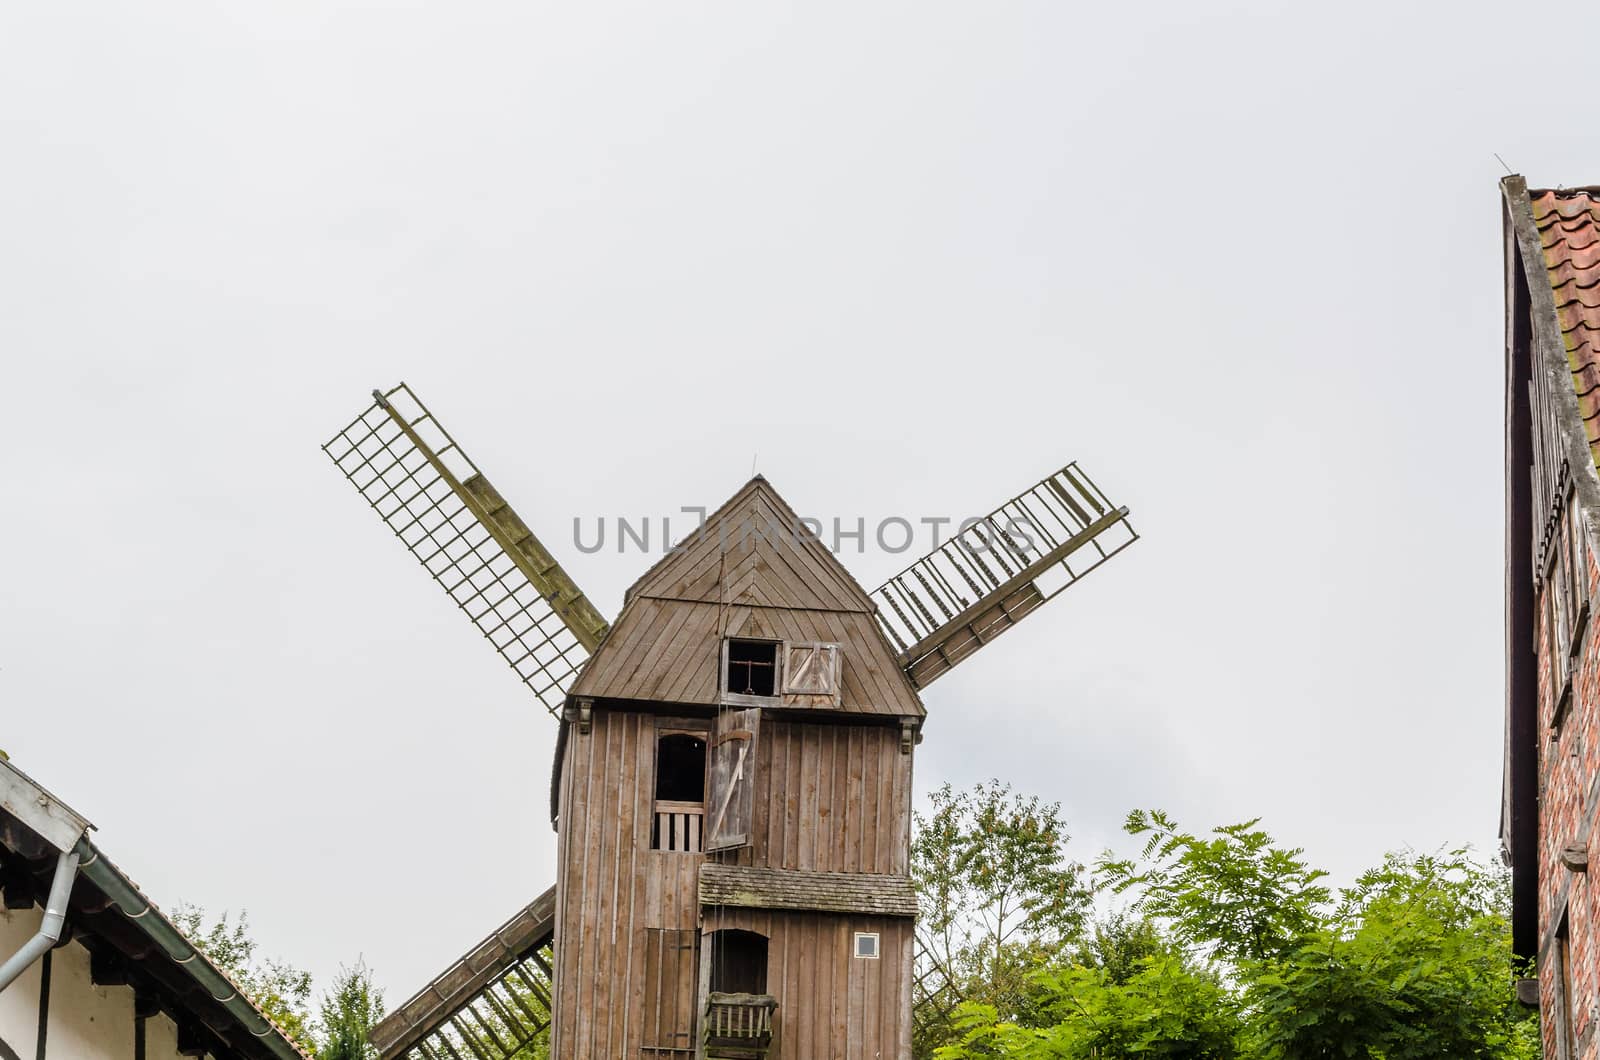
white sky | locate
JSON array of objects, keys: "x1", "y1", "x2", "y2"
[{"x1": 0, "y1": 0, "x2": 1582, "y2": 1005}]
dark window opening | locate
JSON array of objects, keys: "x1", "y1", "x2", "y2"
[
  {"x1": 652, "y1": 733, "x2": 707, "y2": 853},
  {"x1": 656, "y1": 734, "x2": 706, "y2": 802},
  {"x1": 726, "y1": 640, "x2": 778, "y2": 698},
  {"x1": 709, "y1": 929, "x2": 768, "y2": 996}
]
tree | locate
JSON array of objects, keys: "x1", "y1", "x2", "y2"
[
  {"x1": 1071, "y1": 911, "x2": 1166, "y2": 986},
  {"x1": 934, "y1": 948, "x2": 1241, "y2": 1060},
  {"x1": 912, "y1": 781, "x2": 1091, "y2": 1053},
  {"x1": 170, "y1": 904, "x2": 315, "y2": 1048},
  {"x1": 916, "y1": 800, "x2": 1540, "y2": 1060},
  {"x1": 317, "y1": 961, "x2": 385, "y2": 1060},
  {"x1": 1245, "y1": 851, "x2": 1539, "y2": 1060},
  {"x1": 1097, "y1": 809, "x2": 1330, "y2": 965}
]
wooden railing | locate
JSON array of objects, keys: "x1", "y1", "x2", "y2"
[
  {"x1": 704, "y1": 993, "x2": 776, "y2": 1057},
  {"x1": 654, "y1": 801, "x2": 704, "y2": 853}
]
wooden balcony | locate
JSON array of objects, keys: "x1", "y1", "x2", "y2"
[
  {"x1": 703, "y1": 992, "x2": 777, "y2": 1058},
  {"x1": 654, "y1": 800, "x2": 704, "y2": 853}
]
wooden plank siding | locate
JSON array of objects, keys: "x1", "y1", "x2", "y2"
[
  {"x1": 552, "y1": 709, "x2": 913, "y2": 1059},
  {"x1": 701, "y1": 909, "x2": 915, "y2": 1060},
  {"x1": 553, "y1": 711, "x2": 703, "y2": 1060},
  {"x1": 723, "y1": 719, "x2": 910, "y2": 875}
]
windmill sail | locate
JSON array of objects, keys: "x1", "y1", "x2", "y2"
[
  {"x1": 871, "y1": 463, "x2": 1136, "y2": 689},
  {"x1": 322, "y1": 383, "x2": 609, "y2": 716},
  {"x1": 369, "y1": 888, "x2": 555, "y2": 1060}
]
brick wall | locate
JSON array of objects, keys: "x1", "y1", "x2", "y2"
[{"x1": 1539, "y1": 529, "x2": 1600, "y2": 1058}]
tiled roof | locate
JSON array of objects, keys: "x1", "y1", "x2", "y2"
[
  {"x1": 1532, "y1": 189, "x2": 1600, "y2": 467},
  {"x1": 79, "y1": 842, "x2": 317, "y2": 1060},
  {"x1": 0, "y1": 756, "x2": 312, "y2": 1060}
]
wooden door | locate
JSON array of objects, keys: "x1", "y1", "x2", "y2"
[{"x1": 640, "y1": 928, "x2": 698, "y2": 1057}]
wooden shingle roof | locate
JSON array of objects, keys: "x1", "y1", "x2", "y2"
[
  {"x1": 699, "y1": 864, "x2": 918, "y2": 918},
  {"x1": 571, "y1": 477, "x2": 923, "y2": 718}
]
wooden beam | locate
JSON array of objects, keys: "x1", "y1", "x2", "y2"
[
  {"x1": 0, "y1": 856, "x2": 35, "y2": 909},
  {"x1": 176, "y1": 1021, "x2": 214, "y2": 1058},
  {"x1": 90, "y1": 946, "x2": 131, "y2": 987}
]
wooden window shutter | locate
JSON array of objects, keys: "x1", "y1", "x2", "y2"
[
  {"x1": 781, "y1": 642, "x2": 841, "y2": 707},
  {"x1": 640, "y1": 928, "x2": 698, "y2": 1054},
  {"x1": 1550, "y1": 578, "x2": 1573, "y2": 730},
  {"x1": 1569, "y1": 495, "x2": 1590, "y2": 655},
  {"x1": 705, "y1": 708, "x2": 760, "y2": 852}
]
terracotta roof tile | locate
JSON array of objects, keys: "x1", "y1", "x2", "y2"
[{"x1": 1530, "y1": 188, "x2": 1600, "y2": 467}]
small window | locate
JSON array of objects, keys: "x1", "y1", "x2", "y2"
[
  {"x1": 853, "y1": 932, "x2": 879, "y2": 959},
  {"x1": 656, "y1": 733, "x2": 706, "y2": 803},
  {"x1": 652, "y1": 732, "x2": 706, "y2": 853},
  {"x1": 725, "y1": 639, "x2": 779, "y2": 698}
]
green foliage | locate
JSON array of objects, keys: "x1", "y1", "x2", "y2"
[
  {"x1": 934, "y1": 949, "x2": 1241, "y2": 1060},
  {"x1": 171, "y1": 905, "x2": 399, "y2": 1059},
  {"x1": 1072, "y1": 911, "x2": 1166, "y2": 986},
  {"x1": 1098, "y1": 809, "x2": 1330, "y2": 964},
  {"x1": 915, "y1": 798, "x2": 1540, "y2": 1060},
  {"x1": 317, "y1": 961, "x2": 385, "y2": 1060},
  {"x1": 1245, "y1": 851, "x2": 1538, "y2": 1060},
  {"x1": 913, "y1": 781, "x2": 1091, "y2": 1053},
  {"x1": 170, "y1": 904, "x2": 315, "y2": 1049}
]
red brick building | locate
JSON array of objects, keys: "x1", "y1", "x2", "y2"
[{"x1": 1504, "y1": 175, "x2": 1600, "y2": 1059}]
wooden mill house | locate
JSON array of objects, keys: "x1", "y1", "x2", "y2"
[
  {"x1": 552, "y1": 478, "x2": 922, "y2": 1058},
  {"x1": 322, "y1": 385, "x2": 1137, "y2": 1060}
]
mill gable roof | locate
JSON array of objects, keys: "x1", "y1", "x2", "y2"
[
  {"x1": 571, "y1": 476, "x2": 923, "y2": 719},
  {"x1": 624, "y1": 476, "x2": 875, "y2": 613}
]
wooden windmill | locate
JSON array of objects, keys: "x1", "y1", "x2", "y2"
[{"x1": 323, "y1": 383, "x2": 1137, "y2": 1060}]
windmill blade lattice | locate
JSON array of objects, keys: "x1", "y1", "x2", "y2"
[
  {"x1": 322, "y1": 383, "x2": 608, "y2": 716},
  {"x1": 370, "y1": 889, "x2": 556, "y2": 1060},
  {"x1": 872, "y1": 462, "x2": 1137, "y2": 689}
]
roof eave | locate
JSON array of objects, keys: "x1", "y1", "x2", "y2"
[{"x1": 1500, "y1": 175, "x2": 1540, "y2": 961}]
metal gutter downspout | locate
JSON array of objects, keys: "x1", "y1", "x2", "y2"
[
  {"x1": 0, "y1": 758, "x2": 90, "y2": 996},
  {"x1": 0, "y1": 847, "x2": 79, "y2": 993}
]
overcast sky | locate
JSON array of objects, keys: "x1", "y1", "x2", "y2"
[{"x1": 0, "y1": 0, "x2": 1584, "y2": 1005}]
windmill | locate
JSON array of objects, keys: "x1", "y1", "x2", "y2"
[{"x1": 323, "y1": 383, "x2": 1137, "y2": 1060}]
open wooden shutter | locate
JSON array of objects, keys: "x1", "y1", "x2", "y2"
[
  {"x1": 782, "y1": 642, "x2": 841, "y2": 706},
  {"x1": 705, "y1": 708, "x2": 760, "y2": 852}
]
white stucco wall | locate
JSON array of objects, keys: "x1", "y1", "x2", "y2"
[
  {"x1": 46, "y1": 931, "x2": 134, "y2": 1057},
  {"x1": 0, "y1": 905, "x2": 208, "y2": 1059},
  {"x1": 0, "y1": 906, "x2": 44, "y2": 1059}
]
